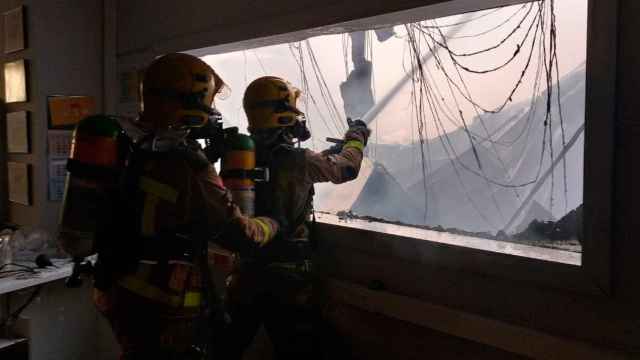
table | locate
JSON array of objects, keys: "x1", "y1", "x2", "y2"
[{"x1": 0, "y1": 259, "x2": 73, "y2": 296}]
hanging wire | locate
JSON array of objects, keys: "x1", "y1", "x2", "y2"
[
  {"x1": 305, "y1": 40, "x2": 347, "y2": 132},
  {"x1": 399, "y1": 0, "x2": 569, "y2": 230},
  {"x1": 420, "y1": 7, "x2": 504, "y2": 29},
  {"x1": 426, "y1": 23, "x2": 522, "y2": 201},
  {"x1": 252, "y1": 50, "x2": 268, "y2": 75},
  {"x1": 419, "y1": 24, "x2": 507, "y2": 223},
  {"x1": 409, "y1": 28, "x2": 497, "y2": 229},
  {"x1": 365, "y1": 30, "x2": 378, "y2": 159},
  {"x1": 342, "y1": 34, "x2": 350, "y2": 79},
  {"x1": 422, "y1": 2, "x2": 535, "y2": 58},
  {"x1": 276, "y1": 0, "x2": 569, "y2": 228},
  {"x1": 451, "y1": 4, "x2": 529, "y2": 39},
  {"x1": 418, "y1": 19, "x2": 545, "y2": 189},
  {"x1": 287, "y1": 43, "x2": 342, "y2": 137}
]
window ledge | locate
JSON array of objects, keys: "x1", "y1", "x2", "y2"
[{"x1": 316, "y1": 213, "x2": 581, "y2": 266}]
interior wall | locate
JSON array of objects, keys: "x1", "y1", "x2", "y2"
[
  {"x1": 1, "y1": 0, "x2": 105, "y2": 234},
  {"x1": 116, "y1": 0, "x2": 530, "y2": 57},
  {"x1": 1, "y1": 0, "x2": 35, "y2": 227},
  {"x1": 0, "y1": 2, "x2": 118, "y2": 359},
  {"x1": 30, "y1": 0, "x2": 105, "y2": 233}
]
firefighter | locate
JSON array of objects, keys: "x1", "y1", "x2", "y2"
[
  {"x1": 222, "y1": 76, "x2": 370, "y2": 359},
  {"x1": 92, "y1": 54, "x2": 279, "y2": 359}
]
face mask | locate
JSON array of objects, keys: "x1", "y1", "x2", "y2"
[{"x1": 289, "y1": 119, "x2": 311, "y2": 142}]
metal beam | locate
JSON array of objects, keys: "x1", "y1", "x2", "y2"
[{"x1": 503, "y1": 124, "x2": 586, "y2": 232}]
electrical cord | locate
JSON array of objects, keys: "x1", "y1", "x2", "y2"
[
  {"x1": 0, "y1": 286, "x2": 42, "y2": 329},
  {"x1": 0, "y1": 263, "x2": 37, "y2": 279},
  {"x1": 0, "y1": 263, "x2": 37, "y2": 273},
  {"x1": 422, "y1": 2, "x2": 536, "y2": 57},
  {"x1": 451, "y1": 4, "x2": 529, "y2": 39},
  {"x1": 420, "y1": 7, "x2": 504, "y2": 29}
]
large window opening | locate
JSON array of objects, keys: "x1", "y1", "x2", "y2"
[{"x1": 196, "y1": 0, "x2": 587, "y2": 261}]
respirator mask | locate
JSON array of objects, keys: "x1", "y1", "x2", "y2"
[{"x1": 287, "y1": 117, "x2": 311, "y2": 143}]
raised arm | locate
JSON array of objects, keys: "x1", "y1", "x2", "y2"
[{"x1": 306, "y1": 120, "x2": 370, "y2": 184}]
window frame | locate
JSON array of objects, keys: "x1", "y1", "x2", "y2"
[
  {"x1": 315, "y1": 0, "x2": 616, "y2": 296},
  {"x1": 179, "y1": 0, "x2": 616, "y2": 296}
]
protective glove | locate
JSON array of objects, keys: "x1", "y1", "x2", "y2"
[
  {"x1": 321, "y1": 142, "x2": 344, "y2": 156},
  {"x1": 344, "y1": 118, "x2": 371, "y2": 146}
]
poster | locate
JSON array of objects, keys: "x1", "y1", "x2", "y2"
[
  {"x1": 48, "y1": 95, "x2": 96, "y2": 129},
  {"x1": 4, "y1": 59, "x2": 27, "y2": 103},
  {"x1": 4, "y1": 6, "x2": 25, "y2": 54},
  {"x1": 47, "y1": 130, "x2": 73, "y2": 201},
  {"x1": 8, "y1": 162, "x2": 30, "y2": 205},
  {"x1": 48, "y1": 160, "x2": 67, "y2": 201},
  {"x1": 6, "y1": 111, "x2": 29, "y2": 153},
  {"x1": 47, "y1": 130, "x2": 73, "y2": 159}
]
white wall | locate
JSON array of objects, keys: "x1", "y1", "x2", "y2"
[
  {"x1": 3, "y1": 0, "x2": 106, "y2": 234},
  {"x1": 30, "y1": 0, "x2": 105, "y2": 233},
  {"x1": 1, "y1": 2, "x2": 119, "y2": 359}
]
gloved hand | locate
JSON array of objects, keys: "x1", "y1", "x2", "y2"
[
  {"x1": 321, "y1": 143, "x2": 343, "y2": 156},
  {"x1": 344, "y1": 118, "x2": 371, "y2": 146}
]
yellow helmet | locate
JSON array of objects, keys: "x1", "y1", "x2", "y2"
[
  {"x1": 243, "y1": 76, "x2": 303, "y2": 132},
  {"x1": 141, "y1": 53, "x2": 227, "y2": 130}
]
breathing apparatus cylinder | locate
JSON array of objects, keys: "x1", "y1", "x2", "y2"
[
  {"x1": 58, "y1": 115, "x2": 128, "y2": 258},
  {"x1": 221, "y1": 132, "x2": 256, "y2": 217}
]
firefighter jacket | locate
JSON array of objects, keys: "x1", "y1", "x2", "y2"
[
  {"x1": 251, "y1": 130, "x2": 365, "y2": 264},
  {"x1": 96, "y1": 139, "x2": 278, "y2": 310}
]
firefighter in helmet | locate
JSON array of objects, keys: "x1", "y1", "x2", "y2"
[
  {"x1": 93, "y1": 54, "x2": 279, "y2": 359},
  {"x1": 222, "y1": 76, "x2": 370, "y2": 359}
]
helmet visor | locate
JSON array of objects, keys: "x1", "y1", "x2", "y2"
[{"x1": 212, "y1": 71, "x2": 231, "y2": 100}]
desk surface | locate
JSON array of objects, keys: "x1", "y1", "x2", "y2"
[
  {"x1": 0, "y1": 260, "x2": 73, "y2": 295},
  {"x1": 0, "y1": 337, "x2": 28, "y2": 349}
]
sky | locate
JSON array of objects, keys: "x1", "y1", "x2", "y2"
[{"x1": 200, "y1": 0, "x2": 588, "y2": 148}]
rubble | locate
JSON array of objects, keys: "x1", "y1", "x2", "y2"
[{"x1": 330, "y1": 204, "x2": 584, "y2": 250}]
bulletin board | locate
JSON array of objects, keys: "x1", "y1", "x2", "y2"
[
  {"x1": 47, "y1": 95, "x2": 96, "y2": 129},
  {"x1": 6, "y1": 111, "x2": 29, "y2": 154},
  {"x1": 7, "y1": 162, "x2": 31, "y2": 206},
  {"x1": 4, "y1": 6, "x2": 26, "y2": 54},
  {"x1": 4, "y1": 59, "x2": 28, "y2": 103}
]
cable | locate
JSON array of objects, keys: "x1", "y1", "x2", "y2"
[
  {"x1": 420, "y1": 7, "x2": 504, "y2": 29},
  {"x1": 251, "y1": 50, "x2": 268, "y2": 75},
  {"x1": 290, "y1": 42, "x2": 344, "y2": 135},
  {"x1": 451, "y1": 4, "x2": 529, "y2": 39},
  {"x1": 305, "y1": 40, "x2": 347, "y2": 132},
  {"x1": 400, "y1": 3, "x2": 560, "y2": 222},
  {"x1": 342, "y1": 34, "x2": 350, "y2": 79},
  {"x1": 429, "y1": 30, "x2": 523, "y2": 201},
  {"x1": 420, "y1": 23, "x2": 544, "y2": 189},
  {"x1": 426, "y1": 5, "x2": 540, "y2": 74},
  {"x1": 423, "y1": 11, "x2": 542, "y2": 115},
  {"x1": 0, "y1": 263, "x2": 36, "y2": 273},
  {"x1": 366, "y1": 30, "x2": 378, "y2": 159},
  {"x1": 287, "y1": 43, "x2": 342, "y2": 137},
  {"x1": 422, "y1": 2, "x2": 535, "y2": 57},
  {"x1": 0, "y1": 286, "x2": 42, "y2": 329},
  {"x1": 405, "y1": 25, "x2": 499, "y2": 229}
]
